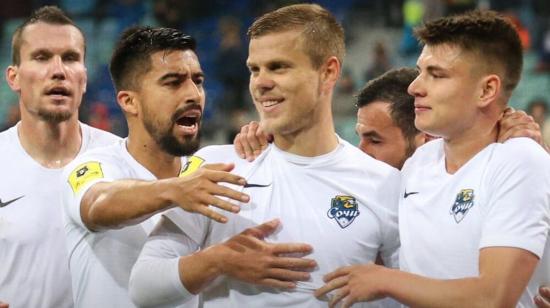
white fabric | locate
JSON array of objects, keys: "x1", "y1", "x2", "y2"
[
  {"x1": 0, "y1": 123, "x2": 119, "y2": 308},
  {"x1": 131, "y1": 138, "x2": 401, "y2": 307},
  {"x1": 399, "y1": 137, "x2": 550, "y2": 307},
  {"x1": 61, "y1": 139, "x2": 198, "y2": 308}
]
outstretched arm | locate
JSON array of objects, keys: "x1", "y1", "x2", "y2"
[
  {"x1": 316, "y1": 247, "x2": 539, "y2": 308},
  {"x1": 78, "y1": 163, "x2": 249, "y2": 231}
]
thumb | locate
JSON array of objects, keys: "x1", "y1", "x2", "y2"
[{"x1": 247, "y1": 219, "x2": 281, "y2": 239}]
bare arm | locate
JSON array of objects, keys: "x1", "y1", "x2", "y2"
[
  {"x1": 316, "y1": 247, "x2": 539, "y2": 308},
  {"x1": 81, "y1": 163, "x2": 249, "y2": 231}
]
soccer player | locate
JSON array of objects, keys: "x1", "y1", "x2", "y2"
[
  {"x1": 60, "y1": 26, "x2": 265, "y2": 306},
  {"x1": 0, "y1": 6, "x2": 121, "y2": 307},
  {"x1": 129, "y1": 4, "x2": 401, "y2": 307},
  {"x1": 316, "y1": 10, "x2": 550, "y2": 307}
]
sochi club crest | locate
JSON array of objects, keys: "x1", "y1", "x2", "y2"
[
  {"x1": 327, "y1": 195, "x2": 360, "y2": 229},
  {"x1": 450, "y1": 189, "x2": 474, "y2": 223}
]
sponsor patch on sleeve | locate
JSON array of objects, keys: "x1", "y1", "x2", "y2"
[
  {"x1": 179, "y1": 156, "x2": 205, "y2": 177},
  {"x1": 68, "y1": 161, "x2": 104, "y2": 193}
]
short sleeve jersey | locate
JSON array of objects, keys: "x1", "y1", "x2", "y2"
[
  {"x1": 399, "y1": 138, "x2": 550, "y2": 307},
  {"x1": 163, "y1": 138, "x2": 401, "y2": 307},
  {"x1": 62, "y1": 139, "x2": 198, "y2": 308},
  {"x1": 0, "y1": 123, "x2": 119, "y2": 308}
]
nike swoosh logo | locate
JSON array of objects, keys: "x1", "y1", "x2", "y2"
[
  {"x1": 403, "y1": 191, "x2": 419, "y2": 198},
  {"x1": 0, "y1": 195, "x2": 25, "y2": 208},
  {"x1": 244, "y1": 183, "x2": 272, "y2": 188}
]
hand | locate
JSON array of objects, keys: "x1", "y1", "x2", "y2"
[
  {"x1": 535, "y1": 285, "x2": 550, "y2": 308},
  {"x1": 234, "y1": 121, "x2": 273, "y2": 161},
  {"x1": 498, "y1": 107, "x2": 543, "y2": 145},
  {"x1": 315, "y1": 263, "x2": 387, "y2": 308},
  {"x1": 0, "y1": 301, "x2": 8, "y2": 308},
  {"x1": 171, "y1": 163, "x2": 249, "y2": 223},
  {"x1": 217, "y1": 219, "x2": 317, "y2": 288}
]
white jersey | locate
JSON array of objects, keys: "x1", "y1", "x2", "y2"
[
  {"x1": 61, "y1": 139, "x2": 199, "y2": 308},
  {"x1": 0, "y1": 123, "x2": 119, "y2": 308},
  {"x1": 130, "y1": 138, "x2": 401, "y2": 307},
  {"x1": 399, "y1": 138, "x2": 550, "y2": 307}
]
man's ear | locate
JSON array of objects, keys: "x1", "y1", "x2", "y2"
[
  {"x1": 117, "y1": 91, "x2": 138, "y2": 116},
  {"x1": 320, "y1": 56, "x2": 341, "y2": 93},
  {"x1": 6, "y1": 66, "x2": 20, "y2": 92},
  {"x1": 478, "y1": 74, "x2": 500, "y2": 108}
]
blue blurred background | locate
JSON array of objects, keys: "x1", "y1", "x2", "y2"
[{"x1": 1, "y1": 0, "x2": 549, "y2": 145}]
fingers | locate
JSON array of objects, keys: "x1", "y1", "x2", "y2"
[
  {"x1": 242, "y1": 219, "x2": 281, "y2": 239},
  {"x1": 208, "y1": 182, "x2": 249, "y2": 203},
  {"x1": 270, "y1": 242, "x2": 314, "y2": 256},
  {"x1": 315, "y1": 274, "x2": 348, "y2": 299},
  {"x1": 323, "y1": 266, "x2": 351, "y2": 283},
  {"x1": 329, "y1": 286, "x2": 350, "y2": 308},
  {"x1": 270, "y1": 256, "x2": 317, "y2": 271},
  {"x1": 497, "y1": 123, "x2": 542, "y2": 144},
  {"x1": 200, "y1": 167, "x2": 247, "y2": 187},
  {"x1": 535, "y1": 286, "x2": 550, "y2": 308},
  {"x1": 194, "y1": 206, "x2": 229, "y2": 224},
  {"x1": 265, "y1": 267, "x2": 312, "y2": 282},
  {"x1": 247, "y1": 121, "x2": 263, "y2": 157},
  {"x1": 239, "y1": 124, "x2": 255, "y2": 161},
  {"x1": 258, "y1": 278, "x2": 297, "y2": 289}
]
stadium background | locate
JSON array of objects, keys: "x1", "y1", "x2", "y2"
[{"x1": 1, "y1": 0, "x2": 549, "y2": 145}]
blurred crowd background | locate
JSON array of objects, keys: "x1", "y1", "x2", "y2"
[{"x1": 1, "y1": 0, "x2": 549, "y2": 145}]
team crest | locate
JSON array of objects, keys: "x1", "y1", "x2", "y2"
[
  {"x1": 327, "y1": 195, "x2": 360, "y2": 229},
  {"x1": 450, "y1": 189, "x2": 474, "y2": 223}
]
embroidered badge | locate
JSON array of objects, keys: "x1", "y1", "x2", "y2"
[
  {"x1": 68, "y1": 161, "x2": 104, "y2": 193},
  {"x1": 327, "y1": 195, "x2": 360, "y2": 228},
  {"x1": 179, "y1": 156, "x2": 205, "y2": 177},
  {"x1": 450, "y1": 189, "x2": 474, "y2": 223}
]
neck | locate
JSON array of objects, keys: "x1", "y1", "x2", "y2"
[
  {"x1": 126, "y1": 127, "x2": 182, "y2": 179},
  {"x1": 443, "y1": 112, "x2": 500, "y2": 174},
  {"x1": 272, "y1": 103, "x2": 338, "y2": 157},
  {"x1": 17, "y1": 113, "x2": 82, "y2": 169}
]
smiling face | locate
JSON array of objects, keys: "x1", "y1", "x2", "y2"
[
  {"x1": 135, "y1": 49, "x2": 205, "y2": 156},
  {"x1": 247, "y1": 30, "x2": 326, "y2": 137},
  {"x1": 408, "y1": 43, "x2": 483, "y2": 139},
  {"x1": 7, "y1": 22, "x2": 87, "y2": 123}
]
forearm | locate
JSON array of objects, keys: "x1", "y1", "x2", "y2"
[
  {"x1": 177, "y1": 244, "x2": 225, "y2": 294},
  {"x1": 382, "y1": 269, "x2": 517, "y2": 308},
  {"x1": 83, "y1": 179, "x2": 174, "y2": 231}
]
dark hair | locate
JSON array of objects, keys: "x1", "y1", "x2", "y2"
[
  {"x1": 527, "y1": 99, "x2": 548, "y2": 114},
  {"x1": 109, "y1": 26, "x2": 196, "y2": 91},
  {"x1": 247, "y1": 3, "x2": 345, "y2": 69},
  {"x1": 11, "y1": 6, "x2": 84, "y2": 65},
  {"x1": 356, "y1": 67, "x2": 419, "y2": 141},
  {"x1": 414, "y1": 9, "x2": 523, "y2": 98}
]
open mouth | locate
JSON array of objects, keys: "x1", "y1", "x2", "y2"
[{"x1": 174, "y1": 107, "x2": 202, "y2": 134}]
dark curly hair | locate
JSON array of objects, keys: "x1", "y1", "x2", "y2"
[
  {"x1": 414, "y1": 10, "x2": 523, "y2": 98},
  {"x1": 109, "y1": 26, "x2": 196, "y2": 91}
]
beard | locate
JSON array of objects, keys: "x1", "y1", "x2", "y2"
[
  {"x1": 37, "y1": 108, "x2": 72, "y2": 123},
  {"x1": 142, "y1": 104, "x2": 202, "y2": 157}
]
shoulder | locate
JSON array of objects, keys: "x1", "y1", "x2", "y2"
[
  {"x1": 341, "y1": 141, "x2": 400, "y2": 179},
  {"x1": 64, "y1": 142, "x2": 124, "y2": 178},
  {"x1": 194, "y1": 144, "x2": 244, "y2": 163},
  {"x1": 80, "y1": 123, "x2": 121, "y2": 149}
]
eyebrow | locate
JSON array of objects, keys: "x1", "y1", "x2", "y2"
[{"x1": 358, "y1": 130, "x2": 382, "y2": 139}]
